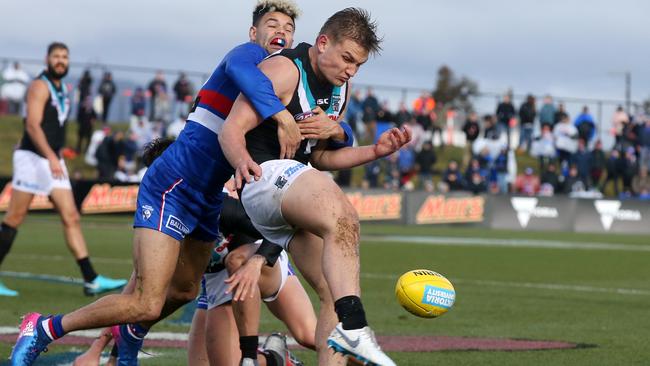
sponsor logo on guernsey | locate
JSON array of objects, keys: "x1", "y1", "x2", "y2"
[
  {"x1": 421, "y1": 285, "x2": 455, "y2": 309},
  {"x1": 331, "y1": 95, "x2": 341, "y2": 112},
  {"x1": 141, "y1": 205, "x2": 154, "y2": 221},
  {"x1": 166, "y1": 215, "x2": 190, "y2": 235},
  {"x1": 275, "y1": 175, "x2": 288, "y2": 189}
]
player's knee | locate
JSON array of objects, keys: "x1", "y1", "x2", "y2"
[
  {"x1": 61, "y1": 210, "x2": 81, "y2": 228},
  {"x1": 292, "y1": 327, "x2": 316, "y2": 350},
  {"x1": 129, "y1": 296, "x2": 165, "y2": 322},
  {"x1": 167, "y1": 282, "x2": 201, "y2": 304},
  {"x1": 224, "y1": 251, "x2": 247, "y2": 275},
  {"x1": 139, "y1": 299, "x2": 165, "y2": 322},
  {"x1": 4, "y1": 209, "x2": 28, "y2": 228}
]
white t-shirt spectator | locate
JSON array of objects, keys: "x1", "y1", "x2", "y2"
[
  {"x1": 1, "y1": 64, "x2": 30, "y2": 102},
  {"x1": 553, "y1": 122, "x2": 578, "y2": 153}
]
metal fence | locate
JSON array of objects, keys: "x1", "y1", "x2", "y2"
[{"x1": 1, "y1": 56, "x2": 639, "y2": 149}]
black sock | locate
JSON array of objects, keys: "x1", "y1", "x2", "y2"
[
  {"x1": 335, "y1": 295, "x2": 368, "y2": 330},
  {"x1": 240, "y1": 335, "x2": 259, "y2": 360},
  {"x1": 77, "y1": 257, "x2": 98, "y2": 283},
  {"x1": 263, "y1": 350, "x2": 281, "y2": 366},
  {"x1": 0, "y1": 222, "x2": 18, "y2": 266}
]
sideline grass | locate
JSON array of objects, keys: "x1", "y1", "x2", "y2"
[{"x1": 1, "y1": 215, "x2": 649, "y2": 365}]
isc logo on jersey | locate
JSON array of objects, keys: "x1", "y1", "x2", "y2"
[{"x1": 395, "y1": 269, "x2": 455, "y2": 318}]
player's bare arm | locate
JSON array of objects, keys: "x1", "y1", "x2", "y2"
[
  {"x1": 25, "y1": 79, "x2": 65, "y2": 179},
  {"x1": 310, "y1": 125, "x2": 412, "y2": 171},
  {"x1": 219, "y1": 55, "x2": 299, "y2": 188}
]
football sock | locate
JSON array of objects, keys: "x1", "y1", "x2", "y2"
[
  {"x1": 0, "y1": 222, "x2": 18, "y2": 265},
  {"x1": 77, "y1": 257, "x2": 98, "y2": 283},
  {"x1": 240, "y1": 335, "x2": 259, "y2": 360},
  {"x1": 262, "y1": 350, "x2": 281, "y2": 366},
  {"x1": 335, "y1": 295, "x2": 368, "y2": 330},
  {"x1": 40, "y1": 314, "x2": 65, "y2": 340},
  {"x1": 124, "y1": 323, "x2": 149, "y2": 341}
]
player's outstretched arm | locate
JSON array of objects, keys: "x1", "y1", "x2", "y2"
[{"x1": 310, "y1": 125, "x2": 412, "y2": 171}]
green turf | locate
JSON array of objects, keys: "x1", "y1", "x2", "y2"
[{"x1": 1, "y1": 215, "x2": 649, "y2": 365}]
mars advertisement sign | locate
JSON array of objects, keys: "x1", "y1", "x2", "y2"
[
  {"x1": 81, "y1": 184, "x2": 139, "y2": 214},
  {"x1": 409, "y1": 194, "x2": 485, "y2": 224},
  {"x1": 345, "y1": 191, "x2": 403, "y2": 222}
]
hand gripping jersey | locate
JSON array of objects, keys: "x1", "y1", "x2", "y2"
[
  {"x1": 133, "y1": 42, "x2": 285, "y2": 243},
  {"x1": 245, "y1": 42, "x2": 348, "y2": 165}
]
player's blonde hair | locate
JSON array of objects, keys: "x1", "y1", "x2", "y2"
[{"x1": 252, "y1": 0, "x2": 301, "y2": 26}]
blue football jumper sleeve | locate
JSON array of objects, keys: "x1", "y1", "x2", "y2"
[
  {"x1": 327, "y1": 121, "x2": 355, "y2": 150},
  {"x1": 224, "y1": 43, "x2": 286, "y2": 120}
]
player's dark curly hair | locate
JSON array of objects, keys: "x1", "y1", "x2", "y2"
[
  {"x1": 142, "y1": 137, "x2": 175, "y2": 167},
  {"x1": 319, "y1": 8, "x2": 383, "y2": 56},
  {"x1": 252, "y1": 0, "x2": 301, "y2": 26}
]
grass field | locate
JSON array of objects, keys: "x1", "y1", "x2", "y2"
[{"x1": 0, "y1": 214, "x2": 649, "y2": 365}]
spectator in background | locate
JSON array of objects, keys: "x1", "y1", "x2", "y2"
[
  {"x1": 130, "y1": 87, "x2": 146, "y2": 121},
  {"x1": 496, "y1": 93, "x2": 516, "y2": 149},
  {"x1": 574, "y1": 105, "x2": 596, "y2": 143},
  {"x1": 465, "y1": 171, "x2": 487, "y2": 194},
  {"x1": 531, "y1": 124, "x2": 556, "y2": 171},
  {"x1": 394, "y1": 101, "x2": 412, "y2": 126},
  {"x1": 518, "y1": 94, "x2": 536, "y2": 152},
  {"x1": 571, "y1": 138, "x2": 592, "y2": 188},
  {"x1": 554, "y1": 102, "x2": 568, "y2": 125},
  {"x1": 346, "y1": 89, "x2": 363, "y2": 136},
  {"x1": 483, "y1": 114, "x2": 500, "y2": 140},
  {"x1": 441, "y1": 160, "x2": 464, "y2": 191},
  {"x1": 172, "y1": 72, "x2": 193, "y2": 119},
  {"x1": 563, "y1": 165, "x2": 586, "y2": 194},
  {"x1": 412, "y1": 90, "x2": 435, "y2": 116},
  {"x1": 95, "y1": 130, "x2": 125, "y2": 180},
  {"x1": 611, "y1": 105, "x2": 629, "y2": 147},
  {"x1": 540, "y1": 162, "x2": 561, "y2": 196},
  {"x1": 152, "y1": 85, "x2": 171, "y2": 125},
  {"x1": 397, "y1": 147, "x2": 416, "y2": 190},
  {"x1": 462, "y1": 111, "x2": 480, "y2": 165},
  {"x1": 404, "y1": 116, "x2": 425, "y2": 151},
  {"x1": 621, "y1": 147, "x2": 638, "y2": 196},
  {"x1": 590, "y1": 140, "x2": 607, "y2": 190},
  {"x1": 514, "y1": 167, "x2": 540, "y2": 196},
  {"x1": 415, "y1": 140, "x2": 436, "y2": 191},
  {"x1": 603, "y1": 149, "x2": 623, "y2": 196},
  {"x1": 76, "y1": 96, "x2": 97, "y2": 154},
  {"x1": 492, "y1": 146, "x2": 509, "y2": 194},
  {"x1": 130, "y1": 116, "x2": 155, "y2": 152},
  {"x1": 640, "y1": 118, "x2": 650, "y2": 170},
  {"x1": 539, "y1": 95, "x2": 555, "y2": 128},
  {"x1": 362, "y1": 87, "x2": 380, "y2": 140},
  {"x1": 147, "y1": 71, "x2": 167, "y2": 121},
  {"x1": 553, "y1": 114, "x2": 578, "y2": 168},
  {"x1": 1, "y1": 61, "x2": 30, "y2": 114},
  {"x1": 77, "y1": 69, "x2": 93, "y2": 109},
  {"x1": 632, "y1": 166, "x2": 650, "y2": 199},
  {"x1": 98, "y1": 71, "x2": 116, "y2": 123}
]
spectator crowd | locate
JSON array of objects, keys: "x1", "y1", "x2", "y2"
[{"x1": 1, "y1": 61, "x2": 648, "y2": 200}]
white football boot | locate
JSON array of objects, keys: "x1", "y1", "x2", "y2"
[{"x1": 327, "y1": 323, "x2": 396, "y2": 366}]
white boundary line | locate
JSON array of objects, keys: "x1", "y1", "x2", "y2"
[
  {"x1": 361, "y1": 273, "x2": 650, "y2": 296},
  {"x1": 362, "y1": 235, "x2": 650, "y2": 252}
]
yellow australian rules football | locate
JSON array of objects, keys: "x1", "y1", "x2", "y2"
[{"x1": 395, "y1": 269, "x2": 455, "y2": 318}]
